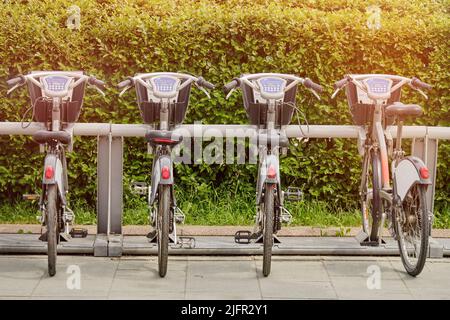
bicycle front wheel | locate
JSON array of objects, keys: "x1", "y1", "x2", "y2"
[
  {"x1": 361, "y1": 150, "x2": 382, "y2": 242},
  {"x1": 46, "y1": 184, "x2": 58, "y2": 277},
  {"x1": 157, "y1": 185, "x2": 170, "y2": 278},
  {"x1": 395, "y1": 184, "x2": 429, "y2": 276},
  {"x1": 262, "y1": 183, "x2": 275, "y2": 277}
]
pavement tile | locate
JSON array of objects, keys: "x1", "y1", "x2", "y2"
[
  {"x1": 324, "y1": 260, "x2": 401, "y2": 279},
  {"x1": 259, "y1": 279, "x2": 337, "y2": 299},
  {"x1": 263, "y1": 260, "x2": 329, "y2": 282},
  {"x1": 109, "y1": 269, "x2": 186, "y2": 296},
  {"x1": 330, "y1": 276, "x2": 412, "y2": 299}
]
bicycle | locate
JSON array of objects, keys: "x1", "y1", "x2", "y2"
[
  {"x1": 332, "y1": 74, "x2": 432, "y2": 276},
  {"x1": 118, "y1": 72, "x2": 214, "y2": 277},
  {"x1": 223, "y1": 73, "x2": 322, "y2": 276},
  {"x1": 6, "y1": 71, "x2": 105, "y2": 276}
]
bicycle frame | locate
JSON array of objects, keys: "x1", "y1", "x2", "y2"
[{"x1": 367, "y1": 101, "x2": 431, "y2": 204}]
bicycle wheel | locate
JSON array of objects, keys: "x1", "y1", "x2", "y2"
[
  {"x1": 157, "y1": 185, "x2": 170, "y2": 277},
  {"x1": 395, "y1": 184, "x2": 428, "y2": 276},
  {"x1": 369, "y1": 150, "x2": 382, "y2": 242},
  {"x1": 361, "y1": 150, "x2": 382, "y2": 242},
  {"x1": 262, "y1": 183, "x2": 275, "y2": 277},
  {"x1": 46, "y1": 184, "x2": 58, "y2": 277}
]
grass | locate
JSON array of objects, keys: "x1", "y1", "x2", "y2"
[{"x1": 0, "y1": 187, "x2": 448, "y2": 228}]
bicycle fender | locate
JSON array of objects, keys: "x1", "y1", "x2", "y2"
[
  {"x1": 150, "y1": 155, "x2": 173, "y2": 204},
  {"x1": 42, "y1": 154, "x2": 66, "y2": 203},
  {"x1": 257, "y1": 155, "x2": 281, "y2": 204},
  {"x1": 394, "y1": 156, "x2": 431, "y2": 202}
]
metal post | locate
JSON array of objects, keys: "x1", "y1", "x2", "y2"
[
  {"x1": 95, "y1": 130, "x2": 123, "y2": 256},
  {"x1": 411, "y1": 136, "x2": 438, "y2": 214},
  {"x1": 109, "y1": 136, "x2": 123, "y2": 234},
  {"x1": 94, "y1": 134, "x2": 109, "y2": 256}
]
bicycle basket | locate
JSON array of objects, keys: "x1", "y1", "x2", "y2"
[
  {"x1": 27, "y1": 71, "x2": 86, "y2": 124},
  {"x1": 241, "y1": 79, "x2": 297, "y2": 126},
  {"x1": 345, "y1": 81, "x2": 401, "y2": 125},
  {"x1": 135, "y1": 79, "x2": 192, "y2": 125}
]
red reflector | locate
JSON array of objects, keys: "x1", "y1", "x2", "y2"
[
  {"x1": 267, "y1": 165, "x2": 277, "y2": 179},
  {"x1": 153, "y1": 138, "x2": 175, "y2": 144},
  {"x1": 161, "y1": 166, "x2": 170, "y2": 180},
  {"x1": 420, "y1": 167, "x2": 429, "y2": 179},
  {"x1": 45, "y1": 166, "x2": 54, "y2": 179}
]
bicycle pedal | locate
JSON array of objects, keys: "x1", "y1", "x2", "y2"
[
  {"x1": 174, "y1": 207, "x2": 186, "y2": 224},
  {"x1": 280, "y1": 206, "x2": 293, "y2": 224},
  {"x1": 131, "y1": 181, "x2": 148, "y2": 195},
  {"x1": 284, "y1": 187, "x2": 303, "y2": 201},
  {"x1": 178, "y1": 236, "x2": 196, "y2": 249},
  {"x1": 63, "y1": 208, "x2": 75, "y2": 223},
  {"x1": 234, "y1": 230, "x2": 253, "y2": 244},
  {"x1": 147, "y1": 230, "x2": 157, "y2": 243},
  {"x1": 360, "y1": 240, "x2": 380, "y2": 247},
  {"x1": 23, "y1": 194, "x2": 40, "y2": 201},
  {"x1": 69, "y1": 228, "x2": 88, "y2": 238}
]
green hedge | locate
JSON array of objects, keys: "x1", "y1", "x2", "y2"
[{"x1": 0, "y1": 0, "x2": 448, "y2": 214}]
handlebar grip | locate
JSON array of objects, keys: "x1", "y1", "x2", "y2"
[
  {"x1": 6, "y1": 76, "x2": 24, "y2": 88},
  {"x1": 223, "y1": 79, "x2": 239, "y2": 95},
  {"x1": 303, "y1": 78, "x2": 323, "y2": 93},
  {"x1": 117, "y1": 79, "x2": 132, "y2": 89},
  {"x1": 334, "y1": 78, "x2": 349, "y2": 90},
  {"x1": 89, "y1": 77, "x2": 106, "y2": 90},
  {"x1": 196, "y1": 77, "x2": 215, "y2": 90},
  {"x1": 411, "y1": 77, "x2": 432, "y2": 90}
]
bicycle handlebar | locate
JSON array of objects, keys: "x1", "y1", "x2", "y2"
[
  {"x1": 303, "y1": 78, "x2": 323, "y2": 93},
  {"x1": 117, "y1": 78, "x2": 132, "y2": 89},
  {"x1": 88, "y1": 76, "x2": 106, "y2": 91},
  {"x1": 6, "y1": 76, "x2": 25, "y2": 88},
  {"x1": 411, "y1": 77, "x2": 432, "y2": 90},
  {"x1": 196, "y1": 77, "x2": 215, "y2": 90},
  {"x1": 333, "y1": 77, "x2": 349, "y2": 90},
  {"x1": 223, "y1": 79, "x2": 239, "y2": 95}
]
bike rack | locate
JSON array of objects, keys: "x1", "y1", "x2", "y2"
[{"x1": 0, "y1": 122, "x2": 449, "y2": 256}]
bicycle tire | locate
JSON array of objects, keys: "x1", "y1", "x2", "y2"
[
  {"x1": 395, "y1": 184, "x2": 428, "y2": 276},
  {"x1": 370, "y1": 150, "x2": 382, "y2": 242},
  {"x1": 360, "y1": 150, "x2": 371, "y2": 235},
  {"x1": 262, "y1": 183, "x2": 274, "y2": 277},
  {"x1": 46, "y1": 184, "x2": 58, "y2": 277},
  {"x1": 157, "y1": 185, "x2": 170, "y2": 278}
]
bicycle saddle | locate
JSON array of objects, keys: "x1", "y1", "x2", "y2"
[
  {"x1": 385, "y1": 102, "x2": 423, "y2": 118},
  {"x1": 145, "y1": 130, "x2": 183, "y2": 146},
  {"x1": 32, "y1": 130, "x2": 71, "y2": 145},
  {"x1": 256, "y1": 132, "x2": 289, "y2": 148}
]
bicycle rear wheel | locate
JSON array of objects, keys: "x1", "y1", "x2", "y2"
[
  {"x1": 46, "y1": 185, "x2": 58, "y2": 277},
  {"x1": 395, "y1": 184, "x2": 428, "y2": 276},
  {"x1": 157, "y1": 185, "x2": 170, "y2": 278},
  {"x1": 262, "y1": 184, "x2": 275, "y2": 277}
]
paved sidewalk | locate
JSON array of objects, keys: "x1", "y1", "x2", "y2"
[{"x1": 0, "y1": 255, "x2": 449, "y2": 300}]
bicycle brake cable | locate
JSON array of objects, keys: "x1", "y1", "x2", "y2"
[
  {"x1": 21, "y1": 96, "x2": 45, "y2": 129},
  {"x1": 283, "y1": 101, "x2": 310, "y2": 142}
]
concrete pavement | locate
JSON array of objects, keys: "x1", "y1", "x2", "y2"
[{"x1": 0, "y1": 255, "x2": 449, "y2": 300}]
